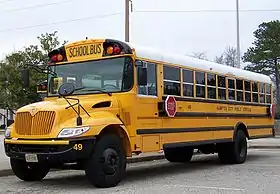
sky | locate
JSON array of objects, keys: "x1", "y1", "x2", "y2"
[{"x1": 0, "y1": 0, "x2": 279, "y2": 65}]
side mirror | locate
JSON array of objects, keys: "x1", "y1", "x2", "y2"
[
  {"x1": 137, "y1": 67, "x2": 147, "y2": 86},
  {"x1": 20, "y1": 69, "x2": 30, "y2": 88},
  {"x1": 37, "y1": 80, "x2": 48, "y2": 93}
]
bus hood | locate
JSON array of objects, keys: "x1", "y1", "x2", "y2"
[{"x1": 12, "y1": 95, "x2": 120, "y2": 138}]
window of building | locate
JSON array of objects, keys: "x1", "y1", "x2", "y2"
[
  {"x1": 207, "y1": 73, "x2": 216, "y2": 99},
  {"x1": 137, "y1": 61, "x2": 157, "y2": 96},
  {"x1": 236, "y1": 79, "x2": 243, "y2": 101},
  {"x1": 183, "y1": 69, "x2": 193, "y2": 97},
  {"x1": 245, "y1": 81, "x2": 251, "y2": 102},
  {"x1": 163, "y1": 65, "x2": 181, "y2": 96},
  {"x1": 218, "y1": 76, "x2": 226, "y2": 100},
  {"x1": 196, "y1": 71, "x2": 205, "y2": 98},
  {"x1": 228, "y1": 78, "x2": 236, "y2": 100}
]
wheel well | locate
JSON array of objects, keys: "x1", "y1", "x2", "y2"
[
  {"x1": 234, "y1": 122, "x2": 249, "y2": 140},
  {"x1": 99, "y1": 125, "x2": 132, "y2": 157}
]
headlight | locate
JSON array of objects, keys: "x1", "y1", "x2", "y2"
[
  {"x1": 5, "y1": 127, "x2": 11, "y2": 138},
  {"x1": 57, "y1": 126, "x2": 90, "y2": 138}
]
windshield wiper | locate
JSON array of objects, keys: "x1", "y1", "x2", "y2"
[{"x1": 74, "y1": 87, "x2": 112, "y2": 96}]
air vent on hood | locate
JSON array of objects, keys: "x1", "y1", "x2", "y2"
[{"x1": 92, "y1": 101, "x2": 111, "y2": 108}]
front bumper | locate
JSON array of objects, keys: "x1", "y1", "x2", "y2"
[{"x1": 4, "y1": 137, "x2": 96, "y2": 163}]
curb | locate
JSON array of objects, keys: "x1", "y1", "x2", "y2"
[{"x1": 249, "y1": 146, "x2": 280, "y2": 149}]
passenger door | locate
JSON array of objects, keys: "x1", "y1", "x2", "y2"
[{"x1": 135, "y1": 60, "x2": 162, "y2": 152}]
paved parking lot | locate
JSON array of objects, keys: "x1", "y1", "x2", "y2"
[{"x1": 0, "y1": 149, "x2": 280, "y2": 194}]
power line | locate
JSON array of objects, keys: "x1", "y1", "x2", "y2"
[
  {"x1": 0, "y1": 12, "x2": 122, "y2": 33},
  {"x1": 2, "y1": 0, "x2": 75, "y2": 13},
  {"x1": 134, "y1": 9, "x2": 280, "y2": 13}
]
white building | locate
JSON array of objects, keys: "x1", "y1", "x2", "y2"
[{"x1": 0, "y1": 109, "x2": 14, "y2": 128}]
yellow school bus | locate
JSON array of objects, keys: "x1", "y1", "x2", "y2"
[{"x1": 4, "y1": 38, "x2": 275, "y2": 188}]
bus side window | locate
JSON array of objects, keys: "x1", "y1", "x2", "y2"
[
  {"x1": 259, "y1": 83, "x2": 265, "y2": 103},
  {"x1": 218, "y1": 76, "x2": 226, "y2": 100},
  {"x1": 236, "y1": 79, "x2": 244, "y2": 101},
  {"x1": 266, "y1": 83, "x2": 271, "y2": 103},
  {"x1": 137, "y1": 61, "x2": 157, "y2": 96},
  {"x1": 163, "y1": 65, "x2": 181, "y2": 96},
  {"x1": 245, "y1": 81, "x2": 251, "y2": 102}
]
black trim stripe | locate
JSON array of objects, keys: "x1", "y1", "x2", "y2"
[
  {"x1": 172, "y1": 112, "x2": 269, "y2": 118},
  {"x1": 247, "y1": 125, "x2": 274, "y2": 129},
  {"x1": 137, "y1": 126, "x2": 232, "y2": 135},
  {"x1": 162, "y1": 96, "x2": 270, "y2": 107},
  {"x1": 249, "y1": 135, "x2": 274, "y2": 140},
  {"x1": 136, "y1": 125, "x2": 273, "y2": 135},
  {"x1": 163, "y1": 138, "x2": 233, "y2": 148}
]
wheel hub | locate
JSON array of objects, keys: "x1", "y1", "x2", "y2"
[{"x1": 101, "y1": 148, "x2": 120, "y2": 175}]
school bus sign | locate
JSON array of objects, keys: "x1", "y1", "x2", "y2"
[
  {"x1": 65, "y1": 41, "x2": 104, "y2": 62},
  {"x1": 165, "y1": 95, "x2": 177, "y2": 117}
]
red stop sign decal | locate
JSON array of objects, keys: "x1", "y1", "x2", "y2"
[{"x1": 165, "y1": 95, "x2": 177, "y2": 117}]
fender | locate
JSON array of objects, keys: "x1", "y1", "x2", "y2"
[
  {"x1": 233, "y1": 122, "x2": 249, "y2": 141},
  {"x1": 82, "y1": 111, "x2": 132, "y2": 156},
  {"x1": 82, "y1": 111, "x2": 126, "y2": 136}
]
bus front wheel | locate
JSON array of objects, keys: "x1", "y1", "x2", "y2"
[
  {"x1": 85, "y1": 134, "x2": 126, "y2": 188},
  {"x1": 217, "y1": 130, "x2": 247, "y2": 164},
  {"x1": 10, "y1": 158, "x2": 50, "y2": 181}
]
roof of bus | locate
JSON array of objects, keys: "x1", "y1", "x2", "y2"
[{"x1": 127, "y1": 43, "x2": 272, "y2": 84}]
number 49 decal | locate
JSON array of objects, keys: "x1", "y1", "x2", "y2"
[{"x1": 73, "y1": 144, "x2": 83, "y2": 151}]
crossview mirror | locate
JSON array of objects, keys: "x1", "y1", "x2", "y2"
[
  {"x1": 20, "y1": 69, "x2": 30, "y2": 88},
  {"x1": 137, "y1": 67, "x2": 147, "y2": 86},
  {"x1": 58, "y1": 82, "x2": 75, "y2": 97}
]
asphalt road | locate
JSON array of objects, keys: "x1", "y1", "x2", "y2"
[{"x1": 1, "y1": 149, "x2": 280, "y2": 194}]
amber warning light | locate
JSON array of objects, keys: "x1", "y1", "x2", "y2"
[{"x1": 105, "y1": 44, "x2": 122, "y2": 56}]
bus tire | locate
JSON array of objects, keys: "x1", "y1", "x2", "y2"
[
  {"x1": 164, "y1": 147, "x2": 193, "y2": 163},
  {"x1": 85, "y1": 134, "x2": 126, "y2": 188},
  {"x1": 218, "y1": 130, "x2": 247, "y2": 164},
  {"x1": 10, "y1": 158, "x2": 50, "y2": 181}
]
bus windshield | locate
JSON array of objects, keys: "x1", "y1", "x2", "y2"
[{"x1": 47, "y1": 57, "x2": 133, "y2": 96}]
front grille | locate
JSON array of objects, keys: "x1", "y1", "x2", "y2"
[
  {"x1": 8, "y1": 144, "x2": 68, "y2": 153},
  {"x1": 15, "y1": 111, "x2": 56, "y2": 136}
]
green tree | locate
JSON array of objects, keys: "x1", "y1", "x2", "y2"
[
  {"x1": 243, "y1": 20, "x2": 280, "y2": 105},
  {"x1": 0, "y1": 31, "x2": 66, "y2": 111}
]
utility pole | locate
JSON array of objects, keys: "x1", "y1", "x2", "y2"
[
  {"x1": 125, "y1": 0, "x2": 131, "y2": 42},
  {"x1": 236, "y1": 0, "x2": 241, "y2": 68}
]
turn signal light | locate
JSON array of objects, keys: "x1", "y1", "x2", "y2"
[
  {"x1": 106, "y1": 46, "x2": 114, "y2": 55},
  {"x1": 105, "y1": 45, "x2": 121, "y2": 55}
]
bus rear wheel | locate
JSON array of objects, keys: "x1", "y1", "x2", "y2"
[
  {"x1": 164, "y1": 147, "x2": 194, "y2": 163},
  {"x1": 85, "y1": 134, "x2": 126, "y2": 188},
  {"x1": 217, "y1": 130, "x2": 247, "y2": 164},
  {"x1": 10, "y1": 158, "x2": 50, "y2": 181}
]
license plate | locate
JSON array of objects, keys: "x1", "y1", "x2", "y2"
[{"x1": 25, "y1": 154, "x2": 38, "y2": 163}]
